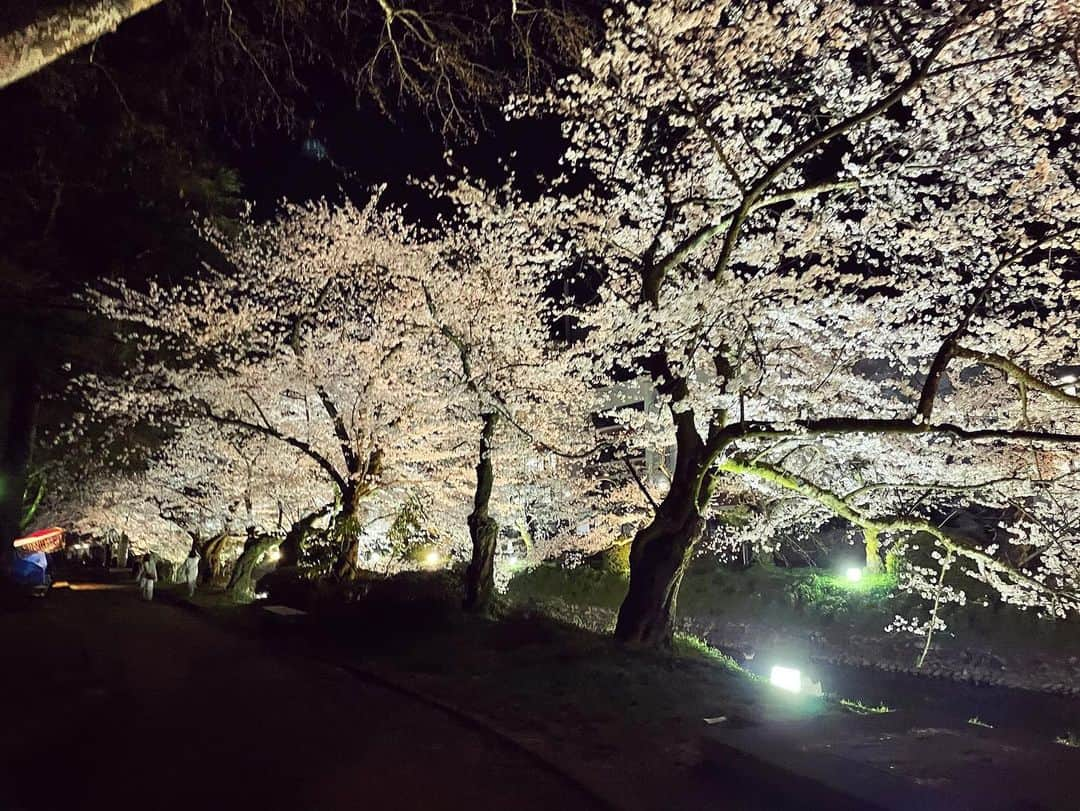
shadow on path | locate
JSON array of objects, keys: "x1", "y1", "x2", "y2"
[{"x1": 0, "y1": 590, "x2": 608, "y2": 811}]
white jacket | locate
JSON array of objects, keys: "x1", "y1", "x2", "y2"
[{"x1": 182, "y1": 555, "x2": 200, "y2": 582}]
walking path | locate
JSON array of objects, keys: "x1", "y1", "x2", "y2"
[{"x1": 0, "y1": 589, "x2": 605, "y2": 811}]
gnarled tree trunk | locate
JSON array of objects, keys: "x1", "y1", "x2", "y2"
[
  {"x1": 464, "y1": 412, "x2": 499, "y2": 613},
  {"x1": 863, "y1": 527, "x2": 883, "y2": 573},
  {"x1": 331, "y1": 449, "x2": 383, "y2": 581},
  {"x1": 197, "y1": 531, "x2": 229, "y2": 587},
  {"x1": 331, "y1": 487, "x2": 364, "y2": 582},
  {"x1": 228, "y1": 535, "x2": 281, "y2": 601},
  {"x1": 279, "y1": 504, "x2": 331, "y2": 568},
  {"x1": 615, "y1": 411, "x2": 710, "y2": 647}
]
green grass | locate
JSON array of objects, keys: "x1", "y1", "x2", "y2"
[
  {"x1": 505, "y1": 562, "x2": 628, "y2": 609},
  {"x1": 506, "y1": 557, "x2": 1080, "y2": 664},
  {"x1": 839, "y1": 698, "x2": 894, "y2": 715},
  {"x1": 673, "y1": 631, "x2": 756, "y2": 677},
  {"x1": 507, "y1": 559, "x2": 900, "y2": 630}
]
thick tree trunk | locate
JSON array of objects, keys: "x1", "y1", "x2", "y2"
[
  {"x1": 116, "y1": 531, "x2": 129, "y2": 568},
  {"x1": 198, "y1": 532, "x2": 229, "y2": 586},
  {"x1": 279, "y1": 504, "x2": 330, "y2": 568},
  {"x1": 464, "y1": 412, "x2": 499, "y2": 613},
  {"x1": 331, "y1": 488, "x2": 364, "y2": 581},
  {"x1": 614, "y1": 492, "x2": 704, "y2": 647},
  {"x1": 228, "y1": 535, "x2": 281, "y2": 600},
  {"x1": 331, "y1": 450, "x2": 382, "y2": 581},
  {"x1": 0, "y1": 351, "x2": 39, "y2": 550},
  {"x1": 0, "y1": 0, "x2": 164, "y2": 90},
  {"x1": 332, "y1": 533, "x2": 359, "y2": 580},
  {"x1": 615, "y1": 411, "x2": 709, "y2": 647}
]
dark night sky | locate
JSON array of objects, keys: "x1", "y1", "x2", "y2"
[{"x1": 229, "y1": 93, "x2": 571, "y2": 223}]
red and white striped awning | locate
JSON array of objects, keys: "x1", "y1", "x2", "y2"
[{"x1": 13, "y1": 527, "x2": 65, "y2": 554}]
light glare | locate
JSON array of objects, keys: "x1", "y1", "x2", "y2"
[
  {"x1": 845, "y1": 566, "x2": 863, "y2": 583},
  {"x1": 770, "y1": 666, "x2": 802, "y2": 693}
]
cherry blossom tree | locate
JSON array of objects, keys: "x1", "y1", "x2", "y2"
[
  {"x1": 523, "y1": 0, "x2": 1080, "y2": 646},
  {"x1": 40, "y1": 419, "x2": 336, "y2": 594},
  {"x1": 410, "y1": 185, "x2": 603, "y2": 611},
  {"x1": 85, "y1": 196, "x2": 469, "y2": 581}
]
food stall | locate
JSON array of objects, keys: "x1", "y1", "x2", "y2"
[{"x1": 7, "y1": 527, "x2": 65, "y2": 595}]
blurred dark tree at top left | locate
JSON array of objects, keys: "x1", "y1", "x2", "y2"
[{"x1": 0, "y1": 0, "x2": 600, "y2": 547}]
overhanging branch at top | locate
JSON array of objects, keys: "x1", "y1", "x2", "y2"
[
  {"x1": 0, "y1": 0, "x2": 164, "y2": 89},
  {"x1": 709, "y1": 416, "x2": 1080, "y2": 456},
  {"x1": 719, "y1": 455, "x2": 1076, "y2": 607}
]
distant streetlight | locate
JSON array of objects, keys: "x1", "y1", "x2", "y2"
[{"x1": 770, "y1": 666, "x2": 802, "y2": 693}]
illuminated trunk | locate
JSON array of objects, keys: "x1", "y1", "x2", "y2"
[
  {"x1": 864, "y1": 528, "x2": 883, "y2": 573},
  {"x1": 615, "y1": 412, "x2": 708, "y2": 648},
  {"x1": 116, "y1": 532, "x2": 130, "y2": 568},
  {"x1": 0, "y1": 351, "x2": 39, "y2": 550},
  {"x1": 198, "y1": 532, "x2": 229, "y2": 586},
  {"x1": 331, "y1": 487, "x2": 364, "y2": 581},
  {"x1": 331, "y1": 450, "x2": 383, "y2": 581},
  {"x1": 228, "y1": 535, "x2": 281, "y2": 600},
  {"x1": 464, "y1": 412, "x2": 499, "y2": 613},
  {"x1": 279, "y1": 505, "x2": 330, "y2": 567}
]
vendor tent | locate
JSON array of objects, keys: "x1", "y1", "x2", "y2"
[{"x1": 13, "y1": 527, "x2": 65, "y2": 554}]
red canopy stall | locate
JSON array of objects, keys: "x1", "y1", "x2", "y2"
[{"x1": 13, "y1": 527, "x2": 66, "y2": 554}]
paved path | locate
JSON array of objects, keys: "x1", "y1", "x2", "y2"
[{"x1": 0, "y1": 589, "x2": 603, "y2": 811}]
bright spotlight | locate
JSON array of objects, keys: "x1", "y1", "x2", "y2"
[
  {"x1": 770, "y1": 666, "x2": 802, "y2": 693},
  {"x1": 266, "y1": 548, "x2": 282, "y2": 562},
  {"x1": 845, "y1": 566, "x2": 863, "y2": 583},
  {"x1": 424, "y1": 551, "x2": 440, "y2": 567}
]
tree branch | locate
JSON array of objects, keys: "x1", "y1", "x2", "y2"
[
  {"x1": 204, "y1": 407, "x2": 347, "y2": 494},
  {"x1": 0, "y1": 0, "x2": 164, "y2": 90},
  {"x1": 711, "y1": 7, "x2": 972, "y2": 282},
  {"x1": 720, "y1": 455, "x2": 1075, "y2": 605},
  {"x1": 953, "y1": 346, "x2": 1080, "y2": 408}
]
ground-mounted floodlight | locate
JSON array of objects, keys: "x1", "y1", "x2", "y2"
[
  {"x1": 769, "y1": 665, "x2": 802, "y2": 693},
  {"x1": 266, "y1": 547, "x2": 282, "y2": 563},
  {"x1": 424, "y1": 550, "x2": 440, "y2": 567},
  {"x1": 845, "y1": 566, "x2": 863, "y2": 583}
]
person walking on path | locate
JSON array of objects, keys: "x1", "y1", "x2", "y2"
[
  {"x1": 134, "y1": 553, "x2": 157, "y2": 601},
  {"x1": 181, "y1": 549, "x2": 200, "y2": 598}
]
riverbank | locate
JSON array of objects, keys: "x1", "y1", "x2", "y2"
[
  {"x1": 510, "y1": 561, "x2": 1080, "y2": 696},
  {"x1": 178, "y1": 569, "x2": 1080, "y2": 809}
]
